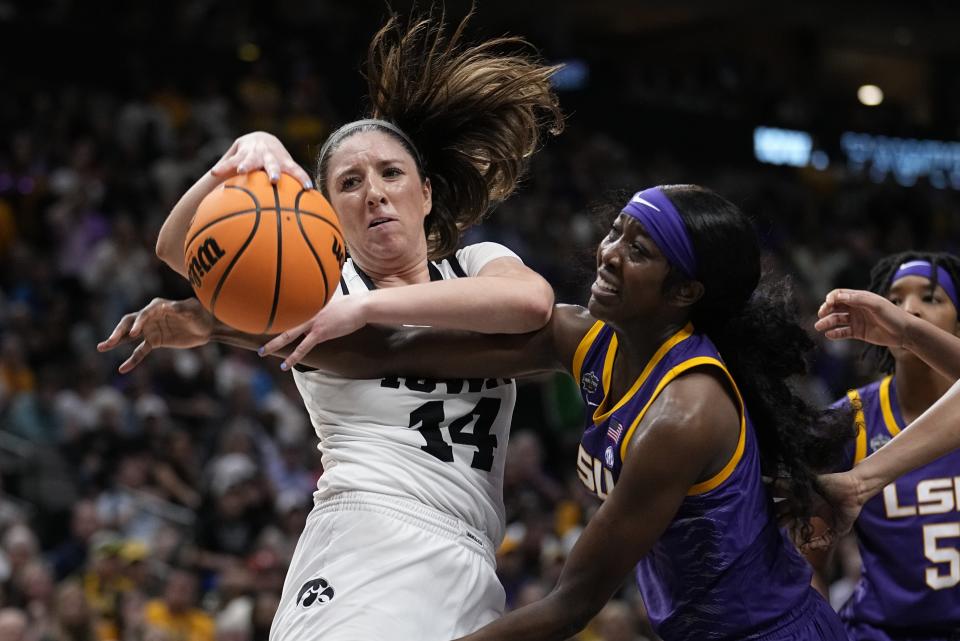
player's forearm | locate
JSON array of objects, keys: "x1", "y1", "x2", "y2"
[
  {"x1": 210, "y1": 321, "x2": 392, "y2": 377},
  {"x1": 156, "y1": 171, "x2": 227, "y2": 277},
  {"x1": 853, "y1": 378, "x2": 960, "y2": 500},
  {"x1": 213, "y1": 317, "x2": 557, "y2": 380},
  {"x1": 902, "y1": 315, "x2": 960, "y2": 380},
  {"x1": 454, "y1": 589, "x2": 592, "y2": 641},
  {"x1": 362, "y1": 275, "x2": 554, "y2": 334}
]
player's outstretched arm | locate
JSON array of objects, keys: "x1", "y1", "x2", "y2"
[
  {"x1": 98, "y1": 299, "x2": 591, "y2": 381},
  {"x1": 155, "y1": 132, "x2": 312, "y2": 277},
  {"x1": 259, "y1": 256, "x2": 555, "y2": 370},
  {"x1": 97, "y1": 298, "x2": 216, "y2": 373},
  {"x1": 815, "y1": 288, "x2": 960, "y2": 379},
  {"x1": 809, "y1": 377, "x2": 960, "y2": 548}
]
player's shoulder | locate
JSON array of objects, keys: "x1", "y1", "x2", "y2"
[
  {"x1": 552, "y1": 305, "x2": 603, "y2": 373},
  {"x1": 452, "y1": 242, "x2": 522, "y2": 275}
]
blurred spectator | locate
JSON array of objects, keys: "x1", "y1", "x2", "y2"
[
  {"x1": 194, "y1": 455, "x2": 266, "y2": 573},
  {"x1": 39, "y1": 580, "x2": 98, "y2": 641},
  {"x1": 0, "y1": 336, "x2": 35, "y2": 397},
  {"x1": 589, "y1": 600, "x2": 649, "y2": 641},
  {"x1": 143, "y1": 568, "x2": 214, "y2": 641},
  {"x1": 48, "y1": 500, "x2": 99, "y2": 582},
  {"x1": 502, "y1": 430, "x2": 565, "y2": 523},
  {"x1": 2, "y1": 525, "x2": 40, "y2": 601},
  {"x1": 0, "y1": 608, "x2": 29, "y2": 641},
  {"x1": 81, "y1": 532, "x2": 132, "y2": 640},
  {"x1": 150, "y1": 429, "x2": 202, "y2": 511},
  {"x1": 0, "y1": 479, "x2": 26, "y2": 537}
]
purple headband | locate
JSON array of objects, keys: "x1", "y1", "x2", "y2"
[
  {"x1": 621, "y1": 187, "x2": 698, "y2": 279},
  {"x1": 892, "y1": 260, "x2": 959, "y2": 310}
]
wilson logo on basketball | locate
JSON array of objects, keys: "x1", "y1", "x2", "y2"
[
  {"x1": 187, "y1": 238, "x2": 226, "y2": 288},
  {"x1": 331, "y1": 236, "x2": 345, "y2": 268}
]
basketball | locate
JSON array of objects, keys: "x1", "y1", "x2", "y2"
[{"x1": 184, "y1": 171, "x2": 345, "y2": 334}]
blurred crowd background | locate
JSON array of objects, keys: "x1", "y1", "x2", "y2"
[{"x1": 1, "y1": 1, "x2": 959, "y2": 640}]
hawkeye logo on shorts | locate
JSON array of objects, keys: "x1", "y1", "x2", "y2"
[{"x1": 297, "y1": 577, "x2": 335, "y2": 607}]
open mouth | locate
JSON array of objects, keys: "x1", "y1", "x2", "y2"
[
  {"x1": 368, "y1": 217, "x2": 396, "y2": 229},
  {"x1": 593, "y1": 272, "x2": 620, "y2": 295}
]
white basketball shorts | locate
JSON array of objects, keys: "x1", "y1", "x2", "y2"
[{"x1": 270, "y1": 491, "x2": 505, "y2": 641}]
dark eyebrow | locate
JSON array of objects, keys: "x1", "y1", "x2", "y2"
[{"x1": 333, "y1": 157, "x2": 408, "y2": 184}]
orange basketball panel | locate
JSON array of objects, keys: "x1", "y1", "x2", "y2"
[
  {"x1": 211, "y1": 211, "x2": 280, "y2": 334},
  {"x1": 298, "y1": 213, "x2": 346, "y2": 297},
  {"x1": 184, "y1": 213, "x2": 258, "y2": 309},
  {"x1": 190, "y1": 182, "x2": 262, "y2": 238},
  {"x1": 270, "y1": 215, "x2": 328, "y2": 333}
]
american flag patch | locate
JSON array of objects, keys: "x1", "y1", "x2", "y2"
[{"x1": 607, "y1": 420, "x2": 624, "y2": 443}]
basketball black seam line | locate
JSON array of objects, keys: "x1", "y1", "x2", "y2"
[
  {"x1": 211, "y1": 186, "x2": 261, "y2": 318},
  {"x1": 185, "y1": 207, "x2": 340, "y2": 247},
  {"x1": 265, "y1": 183, "x2": 284, "y2": 334},
  {"x1": 185, "y1": 203, "x2": 340, "y2": 249},
  {"x1": 294, "y1": 189, "x2": 331, "y2": 312}
]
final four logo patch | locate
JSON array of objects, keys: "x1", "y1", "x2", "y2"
[
  {"x1": 869, "y1": 433, "x2": 892, "y2": 453},
  {"x1": 582, "y1": 371, "x2": 599, "y2": 394},
  {"x1": 297, "y1": 577, "x2": 335, "y2": 607}
]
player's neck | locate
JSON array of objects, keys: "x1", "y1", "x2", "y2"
[
  {"x1": 356, "y1": 258, "x2": 431, "y2": 288},
  {"x1": 895, "y1": 359, "x2": 953, "y2": 424},
  {"x1": 608, "y1": 321, "x2": 687, "y2": 399}
]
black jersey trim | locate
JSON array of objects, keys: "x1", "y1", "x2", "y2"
[
  {"x1": 445, "y1": 255, "x2": 467, "y2": 278},
  {"x1": 353, "y1": 264, "x2": 378, "y2": 291}
]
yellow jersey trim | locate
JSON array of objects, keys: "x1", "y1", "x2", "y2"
[
  {"x1": 571, "y1": 320, "x2": 604, "y2": 385},
  {"x1": 847, "y1": 389, "x2": 868, "y2": 466},
  {"x1": 878, "y1": 375, "x2": 901, "y2": 437},
  {"x1": 593, "y1": 323, "x2": 694, "y2": 425},
  {"x1": 615, "y1": 355, "x2": 747, "y2": 496}
]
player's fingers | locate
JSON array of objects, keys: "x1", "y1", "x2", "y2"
[
  {"x1": 129, "y1": 305, "x2": 160, "y2": 338},
  {"x1": 813, "y1": 313, "x2": 849, "y2": 332},
  {"x1": 118, "y1": 340, "x2": 153, "y2": 374},
  {"x1": 279, "y1": 334, "x2": 319, "y2": 371},
  {"x1": 824, "y1": 327, "x2": 853, "y2": 340},
  {"x1": 833, "y1": 289, "x2": 878, "y2": 310},
  {"x1": 283, "y1": 161, "x2": 314, "y2": 189},
  {"x1": 259, "y1": 321, "x2": 310, "y2": 357},
  {"x1": 211, "y1": 146, "x2": 241, "y2": 177},
  {"x1": 802, "y1": 530, "x2": 835, "y2": 552},
  {"x1": 262, "y1": 151, "x2": 281, "y2": 183},
  {"x1": 98, "y1": 315, "x2": 137, "y2": 351},
  {"x1": 236, "y1": 150, "x2": 263, "y2": 175}
]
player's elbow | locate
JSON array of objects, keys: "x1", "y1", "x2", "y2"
[
  {"x1": 156, "y1": 233, "x2": 186, "y2": 277},
  {"x1": 155, "y1": 233, "x2": 175, "y2": 266},
  {"x1": 516, "y1": 279, "x2": 555, "y2": 332}
]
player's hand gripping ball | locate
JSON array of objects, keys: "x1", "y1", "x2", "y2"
[{"x1": 184, "y1": 171, "x2": 345, "y2": 334}]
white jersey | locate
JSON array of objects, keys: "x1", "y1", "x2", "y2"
[{"x1": 292, "y1": 242, "x2": 519, "y2": 545}]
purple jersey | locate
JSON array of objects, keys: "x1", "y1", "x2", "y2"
[
  {"x1": 833, "y1": 376, "x2": 960, "y2": 635},
  {"x1": 574, "y1": 322, "x2": 841, "y2": 640}
]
